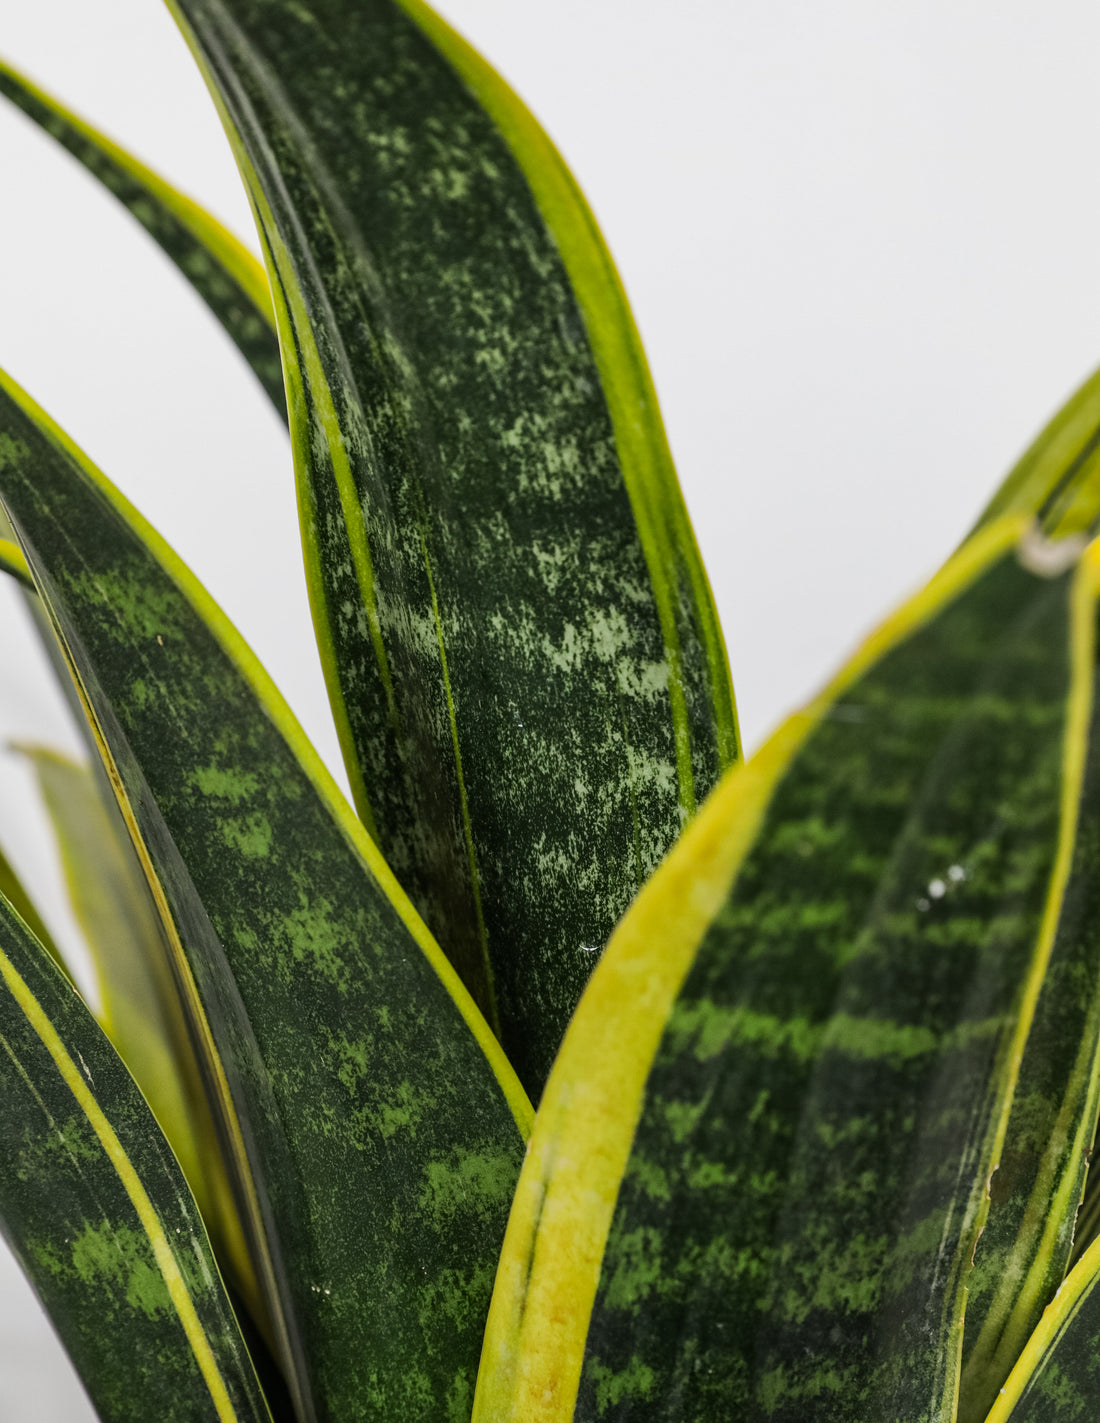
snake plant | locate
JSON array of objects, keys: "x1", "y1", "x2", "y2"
[{"x1": 2, "y1": 4, "x2": 1100, "y2": 1422}]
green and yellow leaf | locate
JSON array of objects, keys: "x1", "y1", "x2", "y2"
[
  {"x1": 0, "y1": 368, "x2": 532, "y2": 1422},
  {"x1": 474, "y1": 516, "x2": 1100, "y2": 1422},
  {"x1": 15, "y1": 743, "x2": 253, "y2": 1308},
  {"x1": 166, "y1": 0, "x2": 738, "y2": 1098},
  {"x1": 972, "y1": 361, "x2": 1100, "y2": 540},
  {"x1": 982, "y1": 1228, "x2": 1100, "y2": 1422},
  {"x1": 0, "y1": 57, "x2": 285, "y2": 417},
  {"x1": 0, "y1": 892, "x2": 271, "y2": 1423}
]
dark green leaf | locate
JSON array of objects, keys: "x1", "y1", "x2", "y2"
[
  {"x1": 981, "y1": 1233, "x2": 1100, "y2": 1423},
  {"x1": 0, "y1": 893, "x2": 271, "y2": 1423},
  {"x1": 166, "y1": 0, "x2": 738, "y2": 1098},
  {"x1": 0, "y1": 369, "x2": 531, "y2": 1423},
  {"x1": 17, "y1": 743, "x2": 252, "y2": 1305},
  {"x1": 474, "y1": 516, "x2": 1094, "y2": 1422},
  {"x1": 0, "y1": 57, "x2": 286, "y2": 417},
  {"x1": 958, "y1": 569, "x2": 1100, "y2": 1419}
]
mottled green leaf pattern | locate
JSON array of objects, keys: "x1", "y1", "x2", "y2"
[
  {"x1": 167, "y1": 0, "x2": 736, "y2": 1098},
  {"x1": 0, "y1": 894, "x2": 271, "y2": 1423},
  {"x1": 0, "y1": 58, "x2": 286, "y2": 416},
  {"x1": 0, "y1": 373, "x2": 530, "y2": 1423},
  {"x1": 958, "y1": 594, "x2": 1100, "y2": 1420},
  {"x1": 576, "y1": 552, "x2": 1073, "y2": 1422},
  {"x1": 18, "y1": 743, "x2": 250, "y2": 1304}
]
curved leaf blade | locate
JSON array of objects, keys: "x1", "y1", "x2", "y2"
[
  {"x1": 971, "y1": 362, "x2": 1100, "y2": 540},
  {"x1": 0, "y1": 370, "x2": 532, "y2": 1423},
  {"x1": 474, "y1": 516, "x2": 1094, "y2": 1422},
  {"x1": 0, "y1": 894, "x2": 271, "y2": 1423},
  {"x1": 0, "y1": 57, "x2": 286, "y2": 417},
  {"x1": 958, "y1": 571, "x2": 1100, "y2": 1419},
  {"x1": 16, "y1": 743, "x2": 251, "y2": 1293},
  {"x1": 166, "y1": 0, "x2": 738, "y2": 1098}
]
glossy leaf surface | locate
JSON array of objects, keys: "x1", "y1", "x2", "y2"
[
  {"x1": 474, "y1": 517, "x2": 1096, "y2": 1422},
  {"x1": 167, "y1": 0, "x2": 738, "y2": 1097},
  {"x1": 0, "y1": 894, "x2": 271, "y2": 1423},
  {"x1": 0, "y1": 370, "x2": 531, "y2": 1423},
  {"x1": 0, "y1": 58, "x2": 286, "y2": 417}
]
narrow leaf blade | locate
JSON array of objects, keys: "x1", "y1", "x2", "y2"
[
  {"x1": 982, "y1": 1233, "x2": 1100, "y2": 1422},
  {"x1": 0, "y1": 57, "x2": 286, "y2": 417},
  {"x1": 16, "y1": 743, "x2": 256, "y2": 1307},
  {"x1": 0, "y1": 369, "x2": 531, "y2": 1422},
  {"x1": 167, "y1": 0, "x2": 738, "y2": 1097},
  {"x1": 475, "y1": 516, "x2": 1091, "y2": 1422},
  {"x1": 0, "y1": 894, "x2": 271, "y2": 1423}
]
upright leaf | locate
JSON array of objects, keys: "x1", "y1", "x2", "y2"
[
  {"x1": 165, "y1": 0, "x2": 738, "y2": 1097},
  {"x1": 0, "y1": 370, "x2": 532, "y2": 1423},
  {"x1": 971, "y1": 361, "x2": 1100, "y2": 539},
  {"x1": 0, "y1": 893, "x2": 271, "y2": 1423},
  {"x1": 982, "y1": 1231, "x2": 1100, "y2": 1422},
  {"x1": 0, "y1": 58, "x2": 286, "y2": 417},
  {"x1": 958, "y1": 562, "x2": 1100, "y2": 1419},
  {"x1": 16, "y1": 743, "x2": 254, "y2": 1311},
  {"x1": 474, "y1": 516, "x2": 1100, "y2": 1422}
]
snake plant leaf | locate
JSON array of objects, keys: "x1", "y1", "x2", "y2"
[
  {"x1": 165, "y1": 0, "x2": 739, "y2": 1098},
  {"x1": 0, "y1": 893, "x2": 272, "y2": 1423},
  {"x1": 970, "y1": 361, "x2": 1100, "y2": 540},
  {"x1": 15, "y1": 744, "x2": 245, "y2": 1285},
  {"x1": 957, "y1": 581, "x2": 1100, "y2": 1423},
  {"x1": 0, "y1": 58, "x2": 286, "y2": 418},
  {"x1": 473, "y1": 515, "x2": 1098, "y2": 1423},
  {"x1": 981, "y1": 1232, "x2": 1100, "y2": 1423},
  {"x1": 0, "y1": 369, "x2": 532, "y2": 1423}
]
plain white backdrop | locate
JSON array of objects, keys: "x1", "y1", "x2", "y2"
[{"x1": 3, "y1": 2, "x2": 1100, "y2": 1416}]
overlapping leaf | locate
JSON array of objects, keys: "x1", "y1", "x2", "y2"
[
  {"x1": 473, "y1": 516, "x2": 1100, "y2": 1422},
  {"x1": 16, "y1": 744, "x2": 250, "y2": 1297},
  {"x1": 0, "y1": 370, "x2": 531, "y2": 1423},
  {"x1": 0, "y1": 892, "x2": 271, "y2": 1423},
  {"x1": 984, "y1": 1232, "x2": 1100, "y2": 1422},
  {"x1": 0, "y1": 59, "x2": 286, "y2": 417},
  {"x1": 164, "y1": 0, "x2": 738, "y2": 1097}
]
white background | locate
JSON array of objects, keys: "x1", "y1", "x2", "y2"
[{"x1": 2, "y1": 1, "x2": 1100, "y2": 1416}]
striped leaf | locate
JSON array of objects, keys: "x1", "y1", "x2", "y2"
[
  {"x1": 0, "y1": 368, "x2": 532, "y2": 1423},
  {"x1": 0, "y1": 58, "x2": 286, "y2": 417},
  {"x1": 473, "y1": 515, "x2": 1100, "y2": 1422},
  {"x1": 983, "y1": 1233, "x2": 1100, "y2": 1422},
  {"x1": 0, "y1": 892, "x2": 271, "y2": 1423},
  {"x1": 957, "y1": 556, "x2": 1100, "y2": 1420},
  {"x1": 17, "y1": 743, "x2": 252, "y2": 1310},
  {"x1": 165, "y1": 0, "x2": 738, "y2": 1098}
]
